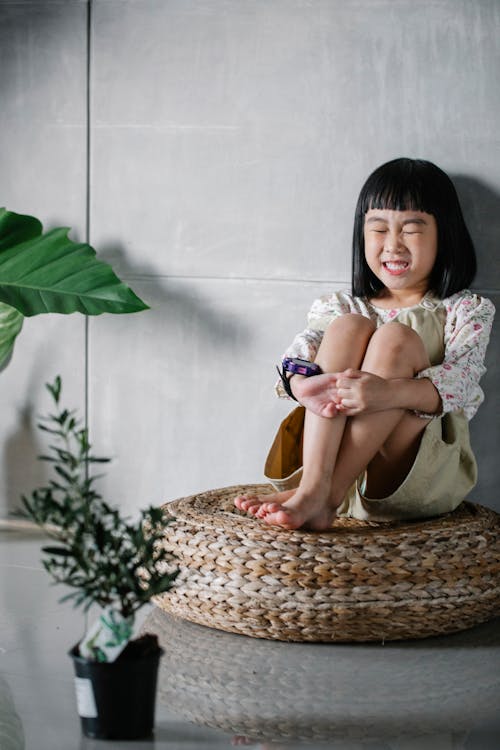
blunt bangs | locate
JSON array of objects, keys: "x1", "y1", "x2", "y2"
[
  {"x1": 358, "y1": 160, "x2": 439, "y2": 216},
  {"x1": 352, "y1": 158, "x2": 477, "y2": 299}
]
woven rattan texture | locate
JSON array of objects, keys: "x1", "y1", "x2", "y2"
[{"x1": 156, "y1": 484, "x2": 500, "y2": 642}]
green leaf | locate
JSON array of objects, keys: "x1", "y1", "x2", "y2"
[
  {"x1": 41, "y1": 546, "x2": 72, "y2": 557},
  {"x1": 22, "y1": 374, "x2": 180, "y2": 618},
  {"x1": 37, "y1": 425, "x2": 65, "y2": 436},
  {"x1": 0, "y1": 301, "x2": 23, "y2": 368},
  {"x1": 54, "y1": 465, "x2": 76, "y2": 484},
  {"x1": 46, "y1": 375, "x2": 62, "y2": 404},
  {"x1": 0, "y1": 209, "x2": 149, "y2": 317},
  {"x1": 0, "y1": 207, "x2": 42, "y2": 250}
]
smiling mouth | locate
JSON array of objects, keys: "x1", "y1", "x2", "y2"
[{"x1": 383, "y1": 261, "x2": 409, "y2": 275}]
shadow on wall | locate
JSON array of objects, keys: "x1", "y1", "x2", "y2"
[
  {"x1": 453, "y1": 174, "x2": 500, "y2": 290},
  {"x1": 4, "y1": 403, "x2": 47, "y2": 519},
  {"x1": 453, "y1": 175, "x2": 500, "y2": 508},
  {"x1": 97, "y1": 241, "x2": 252, "y2": 346},
  {"x1": 2, "y1": 241, "x2": 253, "y2": 518}
]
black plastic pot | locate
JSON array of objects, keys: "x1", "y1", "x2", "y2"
[{"x1": 69, "y1": 637, "x2": 164, "y2": 740}]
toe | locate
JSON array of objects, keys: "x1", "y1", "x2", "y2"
[
  {"x1": 264, "y1": 508, "x2": 302, "y2": 530},
  {"x1": 235, "y1": 494, "x2": 257, "y2": 510},
  {"x1": 256, "y1": 502, "x2": 281, "y2": 519}
]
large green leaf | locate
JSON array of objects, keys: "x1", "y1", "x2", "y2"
[
  {"x1": 0, "y1": 208, "x2": 41, "y2": 251},
  {"x1": 0, "y1": 301, "x2": 23, "y2": 368},
  {"x1": 0, "y1": 209, "x2": 149, "y2": 316}
]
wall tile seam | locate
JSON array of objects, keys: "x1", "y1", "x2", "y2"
[
  {"x1": 3, "y1": 0, "x2": 86, "y2": 4},
  {"x1": 106, "y1": 274, "x2": 500, "y2": 295},
  {"x1": 113, "y1": 275, "x2": 350, "y2": 285},
  {"x1": 85, "y1": 0, "x2": 92, "y2": 460},
  {"x1": 91, "y1": 123, "x2": 242, "y2": 130}
]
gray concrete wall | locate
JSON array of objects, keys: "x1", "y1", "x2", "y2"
[{"x1": 1, "y1": 0, "x2": 499, "y2": 517}]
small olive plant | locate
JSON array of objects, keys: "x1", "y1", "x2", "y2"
[{"x1": 22, "y1": 377, "x2": 178, "y2": 661}]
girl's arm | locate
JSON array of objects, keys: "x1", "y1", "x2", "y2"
[
  {"x1": 329, "y1": 293, "x2": 494, "y2": 419},
  {"x1": 275, "y1": 291, "x2": 364, "y2": 399},
  {"x1": 330, "y1": 369, "x2": 441, "y2": 417},
  {"x1": 415, "y1": 292, "x2": 495, "y2": 419},
  {"x1": 387, "y1": 375, "x2": 442, "y2": 414}
]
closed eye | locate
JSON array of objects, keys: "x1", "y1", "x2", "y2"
[{"x1": 402, "y1": 221, "x2": 426, "y2": 233}]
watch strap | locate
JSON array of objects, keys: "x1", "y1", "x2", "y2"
[{"x1": 276, "y1": 365, "x2": 298, "y2": 402}]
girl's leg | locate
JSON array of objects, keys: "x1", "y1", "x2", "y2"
[
  {"x1": 254, "y1": 322, "x2": 432, "y2": 528},
  {"x1": 235, "y1": 314, "x2": 375, "y2": 523},
  {"x1": 326, "y1": 323, "x2": 432, "y2": 507}
]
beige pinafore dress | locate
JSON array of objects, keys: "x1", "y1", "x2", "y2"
[{"x1": 264, "y1": 301, "x2": 477, "y2": 522}]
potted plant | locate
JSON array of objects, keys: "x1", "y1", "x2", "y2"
[
  {"x1": 22, "y1": 376, "x2": 179, "y2": 740},
  {"x1": 0, "y1": 206, "x2": 149, "y2": 369}
]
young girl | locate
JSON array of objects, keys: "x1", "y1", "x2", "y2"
[{"x1": 235, "y1": 158, "x2": 495, "y2": 530}]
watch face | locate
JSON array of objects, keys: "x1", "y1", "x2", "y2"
[{"x1": 283, "y1": 358, "x2": 322, "y2": 377}]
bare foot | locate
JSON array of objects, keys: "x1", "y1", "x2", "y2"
[
  {"x1": 234, "y1": 489, "x2": 295, "y2": 516},
  {"x1": 254, "y1": 484, "x2": 338, "y2": 531}
]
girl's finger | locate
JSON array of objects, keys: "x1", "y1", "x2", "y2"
[
  {"x1": 342, "y1": 368, "x2": 363, "y2": 378},
  {"x1": 338, "y1": 398, "x2": 356, "y2": 409},
  {"x1": 337, "y1": 374, "x2": 361, "y2": 388},
  {"x1": 336, "y1": 401, "x2": 357, "y2": 415},
  {"x1": 336, "y1": 386, "x2": 353, "y2": 398}
]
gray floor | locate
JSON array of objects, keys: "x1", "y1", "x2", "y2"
[{"x1": 1, "y1": 528, "x2": 499, "y2": 750}]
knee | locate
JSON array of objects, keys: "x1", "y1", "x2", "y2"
[
  {"x1": 316, "y1": 314, "x2": 376, "y2": 369},
  {"x1": 370, "y1": 322, "x2": 425, "y2": 360},
  {"x1": 321, "y1": 314, "x2": 376, "y2": 354},
  {"x1": 325, "y1": 313, "x2": 376, "y2": 339}
]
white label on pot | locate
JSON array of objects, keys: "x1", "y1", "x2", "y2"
[{"x1": 74, "y1": 677, "x2": 98, "y2": 718}]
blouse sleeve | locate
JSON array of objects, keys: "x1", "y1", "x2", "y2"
[
  {"x1": 415, "y1": 292, "x2": 495, "y2": 419},
  {"x1": 275, "y1": 292, "x2": 351, "y2": 398}
]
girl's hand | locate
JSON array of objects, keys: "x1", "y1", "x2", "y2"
[
  {"x1": 291, "y1": 373, "x2": 343, "y2": 418},
  {"x1": 333, "y1": 368, "x2": 392, "y2": 416}
]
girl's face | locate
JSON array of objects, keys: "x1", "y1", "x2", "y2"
[{"x1": 363, "y1": 208, "x2": 438, "y2": 303}]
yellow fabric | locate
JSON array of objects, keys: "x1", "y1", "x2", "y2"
[
  {"x1": 264, "y1": 405, "x2": 305, "y2": 485},
  {"x1": 337, "y1": 410, "x2": 476, "y2": 520},
  {"x1": 389, "y1": 299, "x2": 446, "y2": 366},
  {"x1": 264, "y1": 305, "x2": 477, "y2": 521}
]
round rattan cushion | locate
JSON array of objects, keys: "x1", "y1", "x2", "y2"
[{"x1": 156, "y1": 483, "x2": 500, "y2": 642}]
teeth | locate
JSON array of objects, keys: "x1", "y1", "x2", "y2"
[{"x1": 385, "y1": 262, "x2": 408, "y2": 270}]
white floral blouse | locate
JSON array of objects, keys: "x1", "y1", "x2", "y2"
[{"x1": 277, "y1": 289, "x2": 495, "y2": 420}]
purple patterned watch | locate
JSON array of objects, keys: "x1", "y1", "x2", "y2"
[{"x1": 282, "y1": 357, "x2": 322, "y2": 377}]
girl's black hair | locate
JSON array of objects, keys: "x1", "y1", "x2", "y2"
[{"x1": 352, "y1": 158, "x2": 477, "y2": 299}]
